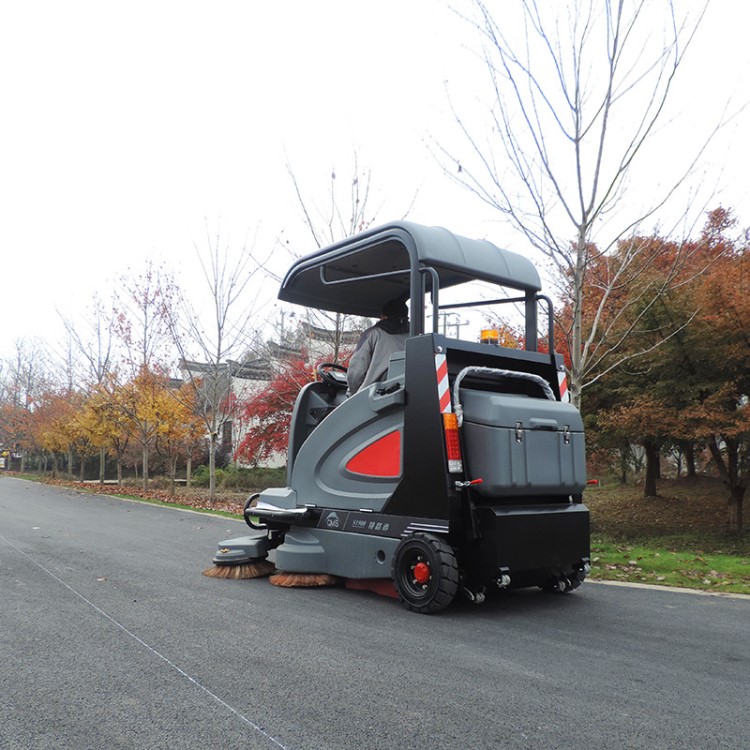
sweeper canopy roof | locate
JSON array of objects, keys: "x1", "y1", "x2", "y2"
[{"x1": 278, "y1": 221, "x2": 541, "y2": 325}]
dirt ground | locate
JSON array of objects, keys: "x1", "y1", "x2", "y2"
[{"x1": 585, "y1": 476, "x2": 737, "y2": 540}]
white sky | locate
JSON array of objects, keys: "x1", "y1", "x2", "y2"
[{"x1": 1, "y1": 0, "x2": 749, "y2": 365}]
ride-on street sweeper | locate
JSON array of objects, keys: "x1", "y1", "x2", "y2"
[{"x1": 205, "y1": 221, "x2": 590, "y2": 613}]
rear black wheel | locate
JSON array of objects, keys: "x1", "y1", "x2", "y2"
[{"x1": 392, "y1": 533, "x2": 459, "y2": 614}]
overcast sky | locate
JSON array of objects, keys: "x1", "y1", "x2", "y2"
[{"x1": 1, "y1": 0, "x2": 749, "y2": 365}]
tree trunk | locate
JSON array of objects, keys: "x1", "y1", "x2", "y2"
[
  {"x1": 569, "y1": 228, "x2": 587, "y2": 411},
  {"x1": 643, "y1": 440, "x2": 660, "y2": 498},
  {"x1": 117, "y1": 456, "x2": 123, "y2": 486},
  {"x1": 684, "y1": 442, "x2": 696, "y2": 478},
  {"x1": 67, "y1": 448, "x2": 73, "y2": 480},
  {"x1": 99, "y1": 446, "x2": 106, "y2": 485},
  {"x1": 141, "y1": 441, "x2": 149, "y2": 492},
  {"x1": 186, "y1": 455, "x2": 192, "y2": 489},
  {"x1": 169, "y1": 456, "x2": 177, "y2": 496},
  {"x1": 209, "y1": 432, "x2": 217, "y2": 503},
  {"x1": 728, "y1": 487, "x2": 744, "y2": 532},
  {"x1": 79, "y1": 456, "x2": 85, "y2": 482},
  {"x1": 706, "y1": 436, "x2": 745, "y2": 532},
  {"x1": 619, "y1": 443, "x2": 629, "y2": 485}
]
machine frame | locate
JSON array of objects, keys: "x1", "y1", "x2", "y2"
[{"x1": 212, "y1": 222, "x2": 590, "y2": 613}]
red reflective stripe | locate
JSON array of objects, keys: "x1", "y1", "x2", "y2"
[
  {"x1": 436, "y1": 357, "x2": 448, "y2": 381},
  {"x1": 435, "y1": 353, "x2": 451, "y2": 413},
  {"x1": 345, "y1": 430, "x2": 401, "y2": 477},
  {"x1": 438, "y1": 389, "x2": 451, "y2": 413}
]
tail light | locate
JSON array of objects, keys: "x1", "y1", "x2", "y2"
[{"x1": 442, "y1": 412, "x2": 463, "y2": 473}]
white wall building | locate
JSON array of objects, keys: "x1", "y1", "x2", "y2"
[{"x1": 180, "y1": 321, "x2": 365, "y2": 469}]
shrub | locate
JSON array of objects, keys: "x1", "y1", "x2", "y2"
[
  {"x1": 147, "y1": 476, "x2": 173, "y2": 490},
  {"x1": 189, "y1": 465, "x2": 285, "y2": 490},
  {"x1": 217, "y1": 466, "x2": 287, "y2": 490},
  {"x1": 191, "y1": 465, "x2": 226, "y2": 488}
]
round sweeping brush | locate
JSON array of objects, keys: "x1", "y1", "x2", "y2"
[
  {"x1": 268, "y1": 571, "x2": 341, "y2": 587},
  {"x1": 202, "y1": 559, "x2": 275, "y2": 580}
]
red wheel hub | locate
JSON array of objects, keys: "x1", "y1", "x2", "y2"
[{"x1": 413, "y1": 560, "x2": 430, "y2": 585}]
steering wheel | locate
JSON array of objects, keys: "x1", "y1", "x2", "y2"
[{"x1": 316, "y1": 362, "x2": 348, "y2": 388}]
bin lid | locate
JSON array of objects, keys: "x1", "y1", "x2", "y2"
[{"x1": 460, "y1": 390, "x2": 584, "y2": 432}]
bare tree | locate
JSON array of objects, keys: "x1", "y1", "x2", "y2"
[
  {"x1": 61, "y1": 295, "x2": 115, "y2": 388},
  {"x1": 274, "y1": 152, "x2": 416, "y2": 362},
  {"x1": 114, "y1": 261, "x2": 176, "y2": 372},
  {"x1": 168, "y1": 224, "x2": 266, "y2": 502},
  {"x1": 287, "y1": 151, "x2": 385, "y2": 248},
  {"x1": 6, "y1": 339, "x2": 51, "y2": 408},
  {"x1": 440, "y1": 0, "x2": 723, "y2": 407}
]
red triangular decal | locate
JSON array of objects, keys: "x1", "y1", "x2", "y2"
[{"x1": 345, "y1": 430, "x2": 401, "y2": 477}]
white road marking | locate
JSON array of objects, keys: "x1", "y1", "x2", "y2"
[{"x1": 0, "y1": 532, "x2": 293, "y2": 750}]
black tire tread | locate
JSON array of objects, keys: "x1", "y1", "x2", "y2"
[{"x1": 392, "y1": 532, "x2": 459, "y2": 614}]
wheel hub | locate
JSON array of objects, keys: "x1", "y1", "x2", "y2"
[{"x1": 412, "y1": 559, "x2": 430, "y2": 585}]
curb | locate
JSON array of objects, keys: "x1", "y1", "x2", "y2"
[{"x1": 589, "y1": 578, "x2": 750, "y2": 600}]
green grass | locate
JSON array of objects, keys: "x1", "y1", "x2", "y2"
[
  {"x1": 585, "y1": 478, "x2": 750, "y2": 594},
  {"x1": 590, "y1": 537, "x2": 750, "y2": 594}
]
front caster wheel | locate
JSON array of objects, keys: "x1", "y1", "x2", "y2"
[
  {"x1": 542, "y1": 567, "x2": 586, "y2": 593},
  {"x1": 392, "y1": 533, "x2": 459, "y2": 614}
]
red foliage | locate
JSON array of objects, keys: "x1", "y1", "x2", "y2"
[{"x1": 234, "y1": 359, "x2": 314, "y2": 466}]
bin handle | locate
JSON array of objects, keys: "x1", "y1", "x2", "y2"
[
  {"x1": 529, "y1": 418, "x2": 559, "y2": 430},
  {"x1": 452, "y1": 366, "x2": 556, "y2": 427}
]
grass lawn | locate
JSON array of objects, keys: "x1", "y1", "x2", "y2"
[
  {"x1": 589, "y1": 540, "x2": 750, "y2": 594},
  {"x1": 585, "y1": 477, "x2": 750, "y2": 594}
]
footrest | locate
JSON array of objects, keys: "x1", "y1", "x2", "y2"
[{"x1": 245, "y1": 501, "x2": 312, "y2": 524}]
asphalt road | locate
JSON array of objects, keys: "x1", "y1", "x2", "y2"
[{"x1": 1, "y1": 477, "x2": 748, "y2": 750}]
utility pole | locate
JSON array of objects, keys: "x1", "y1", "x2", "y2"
[{"x1": 438, "y1": 311, "x2": 468, "y2": 339}]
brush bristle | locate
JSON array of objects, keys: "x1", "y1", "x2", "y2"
[
  {"x1": 203, "y1": 560, "x2": 275, "y2": 580},
  {"x1": 268, "y1": 571, "x2": 341, "y2": 588}
]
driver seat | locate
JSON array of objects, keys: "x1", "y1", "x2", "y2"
[{"x1": 287, "y1": 381, "x2": 348, "y2": 469}]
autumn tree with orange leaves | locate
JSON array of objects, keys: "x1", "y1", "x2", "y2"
[
  {"x1": 673, "y1": 226, "x2": 750, "y2": 531},
  {"x1": 113, "y1": 262, "x2": 177, "y2": 490},
  {"x1": 30, "y1": 390, "x2": 79, "y2": 478},
  {"x1": 0, "y1": 339, "x2": 51, "y2": 470},
  {"x1": 592, "y1": 208, "x2": 750, "y2": 529},
  {"x1": 153, "y1": 382, "x2": 205, "y2": 495}
]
